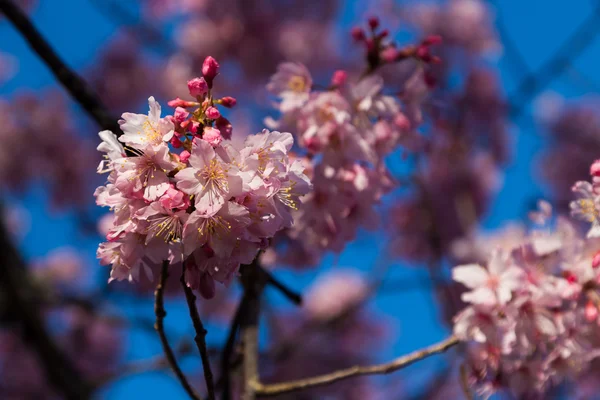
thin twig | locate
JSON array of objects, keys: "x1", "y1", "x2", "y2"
[
  {"x1": 253, "y1": 335, "x2": 459, "y2": 397},
  {"x1": 155, "y1": 261, "x2": 201, "y2": 400},
  {"x1": 219, "y1": 295, "x2": 247, "y2": 400},
  {"x1": 180, "y1": 266, "x2": 216, "y2": 400},
  {"x1": 258, "y1": 267, "x2": 302, "y2": 305},
  {"x1": 0, "y1": 0, "x2": 121, "y2": 134},
  {"x1": 508, "y1": 1, "x2": 600, "y2": 117}
]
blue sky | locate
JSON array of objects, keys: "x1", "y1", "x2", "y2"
[{"x1": 1, "y1": 0, "x2": 599, "y2": 398}]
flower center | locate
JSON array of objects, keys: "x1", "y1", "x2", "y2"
[{"x1": 288, "y1": 76, "x2": 307, "y2": 93}]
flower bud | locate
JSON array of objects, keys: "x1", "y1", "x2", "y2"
[
  {"x1": 203, "y1": 126, "x2": 222, "y2": 146},
  {"x1": 351, "y1": 27, "x2": 365, "y2": 41},
  {"x1": 591, "y1": 160, "x2": 600, "y2": 177},
  {"x1": 179, "y1": 150, "x2": 191, "y2": 163},
  {"x1": 205, "y1": 106, "x2": 220, "y2": 120},
  {"x1": 368, "y1": 16, "x2": 379, "y2": 30},
  {"x1": 187, "y1": 77, "x2": 208, "y2": 98},
  {"x1": 331, "y1": 70, "x2": 348, "y2": 87},
  {"x1": 168, "y1": 97, "x2": 198, "y2": 108},
  {"x1": 202, "y1": 56, "x2": 220, "y2": 84},
  {"x1": 219, "y1": 96, "x2": 237, "y2": 108},
  {"x1": 173, "y1": 107, "x2": 189, "y2": 123}
]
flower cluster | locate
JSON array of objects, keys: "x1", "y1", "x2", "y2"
[
  {"x1": 95, "y1": 56, "x2": 311, "y2": 298},
  {"x1": 452, "y1": 200, "x2": 600, "y2": 398},
  {"x1": 264, "y1": 47, "x2": 421, "y2": 266},
  {"x1": 571, "y1": 160, "x2": 600, "y2": 238}
]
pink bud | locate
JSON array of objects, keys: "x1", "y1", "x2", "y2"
[
  {"x1": 331, "y1": 70, "x2": 348, "y2": 87},
  {"x1": 416, "y1": 45, "x2": 431, "y2": 61},
  {"x1": 591, "y1": 160, "x2": 600, "y2": 177},
  {"x1": 394, "y1": 113, "x2": 411, "y2": 130},
  {"x1": 351, "y1": 27, "x2": 365, "y2": 41},
  {"x1": 593, "y1": 251, "x2": 600, "y2": 269},
  {"x1": 179, "y1": 150, "x2": 191, "y2": 163},
  {"x1": 202, "y1": 56, "x2": 220, "y2": 84},
  {"x1": 381, "y1": 47, "x2": 399, "y2": 63},
  {"x1": 189, "y1": 121, "x2": 200, "y2": 134},
  {"x1": 585, "y1": 300, "x2": 599, "y2": 322},
  {"x1": 187, "y1": 77, "x2": 208, "y2": 98},
  {"x1": 173, "y1": 107, "x2": 189, "y2": 123},
  {"x1": 170, "y1": 136, "x2": 183, "y2": 148},
  {"x1": 215, "y1": 117, "x2": 232, "y2": 140},
  {"x1": 368, "y1": 16, "x2": 379, "y2": 30},
  {"x1": 378, "y1": 29, "x2": 389, "y2": 39},
  {"x1": 205, "y1": 106, "x2": 220, "y2": 120},
  {"x1": 168, "y1": 97, "x2": 198, "y2": 108},
  {"x1": 220, "y1": 96, "x2": 237, "y2": 108},
  {"x1": 203, "y1": 126, "x2": 222, "y2": 146}
]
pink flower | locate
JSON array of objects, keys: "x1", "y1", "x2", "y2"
[
  {"x1": 267, "y1": 62, "x2": 312, "y2": 112},
  {"x1": 304, "y1": 270, "x2": 369, "y2": 321},
  {"x1": 570, "y1": 181, "x2": 600, "y2": 238},
  {"x1": 96, "y1": 130, "x2": 125, "y2": 173},
  {"x1": 453, "y1": 250, "x2": 524, "y2": 307},
  {"x1": 97, "y1": 234, "x2": 152, "y2": 283},
  {"x1": 118, "y1": 97, "x2": 175, "y2": 148},
  {"x1": 174, "y1": 138, "x2": 243, "y2": 213},
  {"x1": 182, "y1": 201, "x2": 251, "y2": 257},
  {"x1": 113, "y1": 143, "x2": 179, "y2": 201},
  {"x1": 158, "y1": 185, "x2": 190, "y2": 210}
]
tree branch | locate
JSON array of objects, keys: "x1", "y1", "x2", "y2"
[
  {"x1": 219, "y1": 295, "x2": 246, "y2": 400},
  {"x1": 155, "y1": 261, "x2": 201, "y2": 400},
  {"x1": 258, "y1": 267, "x2": 302, "y2": 305},
  {"x1": 253, "y1": 335, "x2": 459, "y2": 397},
  {"x1": 0, "y1": 0, "x2": 121, "y2": 134},
  {"x1": 0, "y1": 218, "x2": 93, "y2": 400},
  {"x1": 180, "y1": 266, "x2": 216, "y2": 400},
  {"x1": 240, "y1": 260, "x2": 266, "y2": 400},
  {"x1": 508, "y1": 1, "x2": 600, "y2": 117}
]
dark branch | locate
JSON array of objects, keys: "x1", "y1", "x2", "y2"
[
  {"x1": 0, "y1": 0, "x2": 121, "y2": 134},
  {"x1": 180, "y1": 266, "x2": 216, "y2": 400},
  {"x1": 509, "y1": 1, "x2": 600, "y2": 117},
  {"x1": 239, "y1": 260, "x2": 267, "y2": 400},
  {"x1": 219, "y1": 295, "x2": 246, "y2": 400},
  {"x1": 154, "y1": 261, "x2": 201, "y2": 400},
  {"x1": 258, "y1": 267, "x2": 302, "y2": 305},
  {"x1": 0, "y1": 216, "x2": 93, "y2": 399}
]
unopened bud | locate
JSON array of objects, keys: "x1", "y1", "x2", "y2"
[
  {"x1": 187, "y1": 77, "x2": 209, "y2": 98},
  {"x1": 202, "y1": 56, "x2": 220, "y2": 84},
  {"x1": 205, "y1": 106, "x2": 220, "y2": 120}
]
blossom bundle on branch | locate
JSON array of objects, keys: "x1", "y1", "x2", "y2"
[
  {"x1": 452, "y1": 198, "x2": 600, "y2": 398},
  {"x1": 263, "y1": 44, "x2": 428, "y2": 267},
  {"x1": 95, "y1": 56, "x2": 311, "y2": 298}
]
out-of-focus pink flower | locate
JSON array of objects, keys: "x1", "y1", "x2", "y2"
[
  {"x1": 453, "y1": 250, "x2": 524, "y2": 307},
  {"x1": 304, "y1": 270, "x2": 369, "y2": 321}
]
